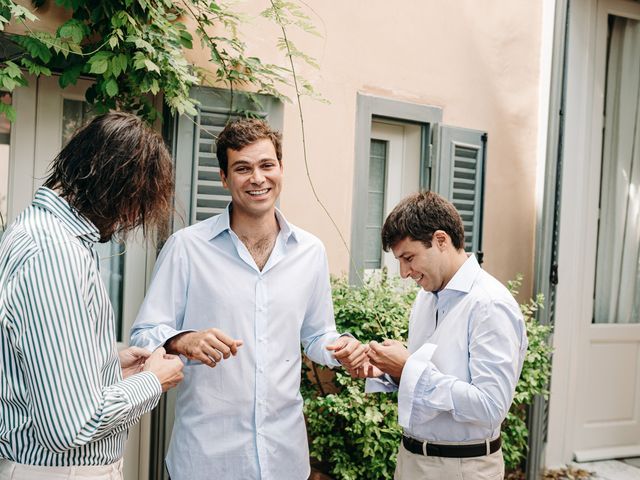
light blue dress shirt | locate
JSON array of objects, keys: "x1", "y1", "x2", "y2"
[
  {"x1": 367, "y1": 254, "x2": 528, "y2": 443},
  {"x1": 130, "y1": 206, "x2": 342, "y2": 480}
]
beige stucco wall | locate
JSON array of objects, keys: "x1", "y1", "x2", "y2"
[
  {"x1": 186, "y1": 0, "x2": 543, "y2": 295},
  {"x1": 10, "y1": 0, "x2": 544, "y2": 296}
]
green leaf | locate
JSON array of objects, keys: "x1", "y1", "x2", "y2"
[
  {"x1": 88, "y1": 52, "x2": 112, "y2": 75},
  {"x1": 4, "y1": 61, "x2": 22, "y2": 79},
  {"x1": 59, "y1": 64, "x2": 83, "y2": 88},
  {"x1": 104, "y1": 78, "x2": 118, "y2": 97},
  {"x1": 15, "y1": 36, "x2": 52, "y2": 63},
  {"x1": 0, "y1": 103, "x2": 16, "y2": 123},
  {"x1": 179, "y1": 30, "x2": 193, "y2": 49},
  {"x1": 111, "y1": 56, "x2": 122, "y2": 77},
  {"x1": 20, "y1": 58, "x2": 51, "y2": 76},
  {"x1": 10, "y1": 4, "x2": 37, "y2": 22},
  {"x1": 118, "y1": 54, "x2": 128, "y2": 73},
  {"x1": 143, "y1": 58, "x2": 159, "y2": 73},
  {"x1": 58, "y1": 19, "x2": 85, "y2": 44}
]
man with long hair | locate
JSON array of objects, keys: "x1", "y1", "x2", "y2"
[
  {"x1": 0, "y1": 112, "x2": 184, "y2": 480},
  {"x1": 131, "y1": 118, "x2": 368, "y2": 480}
]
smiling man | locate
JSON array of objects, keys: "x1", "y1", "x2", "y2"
[
  {"x1": 130, "y1": 118, "x2": 367, "y2": 480},
  {"x1": 356, "y1": 191, "x2": 528, "y2": 480}
]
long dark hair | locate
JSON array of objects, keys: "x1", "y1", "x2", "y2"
[{"x1": 44, "y1": 112, "x2": 174, "y2": 241}]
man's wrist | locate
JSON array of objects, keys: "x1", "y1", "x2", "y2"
[{"x1": 165, "y1": 332, "x2": 189, "y2": 355}]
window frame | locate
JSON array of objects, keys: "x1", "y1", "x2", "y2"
[{"x1": 350, "y1": 93, "x2": 442, "y2": 283}]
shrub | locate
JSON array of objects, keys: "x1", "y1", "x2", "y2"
[
  {"x1": 302, "y1": 273, "x2": 415, "y2": 480},
  {"x1": 503, "y1": 275, "x2": 553, "y2": 470},
  {"x1": 302, "y1": 272, "x2": 553, "y2": 479}
]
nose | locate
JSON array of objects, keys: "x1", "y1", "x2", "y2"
[
  {"x1": 250, "y1": 169, "x2": 265, "y2": 185},
  {"x1": 399, "y1": 261, "x2": 411, "y2": 279}
]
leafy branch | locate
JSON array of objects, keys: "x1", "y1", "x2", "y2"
[{"x1": 0, "y1": 0, "x2": 318, "y2": 122}]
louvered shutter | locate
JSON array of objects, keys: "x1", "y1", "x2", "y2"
[
  {"x1": 172, "y1": 87, "x2": 283, "y2": 228},
  {"x1": 433, "y1": 125, "x2": 487, "y2": 256},
  {"x1": 192, "y1": 108, "x2": 240, "y2": 223}
]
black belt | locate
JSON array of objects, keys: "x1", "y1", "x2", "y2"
[{"x1": 402, "y1": 435, "x2": 501, "y2": 458}]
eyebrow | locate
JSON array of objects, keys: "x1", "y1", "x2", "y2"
[{"x1": 231, "y1": 158, "x2": 277, "y2": 167}]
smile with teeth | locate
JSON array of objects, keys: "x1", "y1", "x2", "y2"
[
  {"x1": 413, "y1": 274, "x2": 424, "y2": 282},
  {"x1": 248, "y1": 188, "x2": 269, "y2": 196}
]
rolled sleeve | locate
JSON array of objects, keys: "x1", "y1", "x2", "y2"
[
  {"x1": 130, "y1": 234, "x2": 193, "y2": 351},
  {"x1": 300, "y1": 245, "x2": 342, "y2": 367}
]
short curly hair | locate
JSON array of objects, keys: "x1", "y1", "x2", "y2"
[
  {"x1": 381, "y1": 191, "x2": 466, "y2": 251},
  {"x1": 216, "y1": 118, "x2": 282, "y2": 175}
]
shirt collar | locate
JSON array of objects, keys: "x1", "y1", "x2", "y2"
[
  {"x1": 32, "y1": 187, "x2": 100, "y2": 243},
  {"x1": 209, "y1": 203, "x2": 298, "y2": 244},
  {"x1": 442, "y1": 253, "x2": 481, "y2": 294}
]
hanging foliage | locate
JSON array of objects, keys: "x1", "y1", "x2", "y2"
[{"x1": 0, "y1": 0, "x2": 317, "y2": 122}]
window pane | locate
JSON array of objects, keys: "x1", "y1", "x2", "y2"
[
  {"x1": 364, "y1": 139, "x2": 387, "y2": 269},
  {"x1": 62, "y1": 99, "x2": 126, "y2": 339},
  {"x1": 593, "y1": 15, "x2": 640, "y2": 324},
  {"x1": 0, "y1": 93, "x2": 11, "y2": 236}
]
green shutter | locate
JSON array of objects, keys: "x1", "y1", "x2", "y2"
[
  {"x1": 364, "y1": 138, "x2": 388, "y2": 269},
  {"x1": 433, "y1": 125, "x2": 487, "y2": 256},
  {"x1": 172, "y1": 87, "x2": 283, "y2": 227}
]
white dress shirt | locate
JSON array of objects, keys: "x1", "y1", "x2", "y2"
[
  {"x1": 130, "y1": 206, "x2": 342, "y2": 480},
  {"x1": 367, "y1": 254, "x2": 527, "y2": 443}
]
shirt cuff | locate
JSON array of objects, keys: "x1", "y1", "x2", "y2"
[
  {"x1": 398, "y1": 343, "x2": 437, "y2": 428},
  {"x1": 365, "y1": 374, "x2": 398, "y2": 393},
  {"x1": 326, "y1": 332, "x2": 350, "y2": 368},
  {"x1": 133, "y1": 325, "x2": 196, "y2": 352},
  {"x1": 117, "y1": 371, "x2": 163, "y2": 416}
]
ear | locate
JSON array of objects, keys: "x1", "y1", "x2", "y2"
[
  {"x1": 433, "y1": 230, "x2": 449, "y2": 250},
  {"x1": 220, "y1": 169, "x2": 229, "y2": 189}
]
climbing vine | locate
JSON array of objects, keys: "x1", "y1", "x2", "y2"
[{"x1": 0, "y1": 0, "x2": 317, "y2": 122}]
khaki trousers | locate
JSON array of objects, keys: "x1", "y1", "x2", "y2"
[
  {"x1": 0, "y1": 459, "x2": 124, "y2": 480},
  {"x1": 394, "y1": 442, "x2": 505, "y2": 480}
]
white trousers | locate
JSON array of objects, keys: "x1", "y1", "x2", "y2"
[
  {"x1": 0, "y1": 458, "x2": 123, "y2": 480},
  {"x1": 394, "y1": 442, "x2": 505, "y2": 480}
]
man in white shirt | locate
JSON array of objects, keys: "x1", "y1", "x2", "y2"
[
  {"x1": 357, "y1": 191, "x2": 528, "y2": 480},
  {"x1": 130, "y1": 118, "x2": 367, "y2": 480}
]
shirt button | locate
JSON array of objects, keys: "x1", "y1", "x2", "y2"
[
  {"x1": 259, "y1": 338, "x2": 266, "y2": 343},
  {"x1": 259, "y1": 367, "x2": 264, "y2": 373}
]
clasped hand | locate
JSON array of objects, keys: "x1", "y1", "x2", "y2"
[
  {"x1": 326, "y1": 336, "x2": 368, "y2": 370},
  {"x1": 348, "y1": 339, "x2": 409, "y2": 380},
  {"x1": 166, "y1": 328, "x2": 244, "y2": 368}
]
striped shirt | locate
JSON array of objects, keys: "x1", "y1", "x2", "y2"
[{"x1": 0, "y1": 187, "x2": 162, "y2": 466}]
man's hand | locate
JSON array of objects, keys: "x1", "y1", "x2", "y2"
[
  {"x1": 326, "y1": 336, "x2": 368, "y2": 370},
  {"x1": 119, "y1": 346, "x2": 151, "y2": 379},
  {"x1": 367, "y1": 339, "x2": 409, "y2": 379},
  {"x1": 165, "y1": 329, "x2": 243, "y2": 368},
  {"x1": 348, "y1": 361, "x2": 385, "y2": 379},
  {"x1": 143, "y1": 347, "x2": 184, "y2": 392}
]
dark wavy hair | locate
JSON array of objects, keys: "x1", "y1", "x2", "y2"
[
  {"x1": 381, "y1": 191, "x2": 466, "y2": 251},
  {"x1": 44, "y1": 112, "x2": 174, "y2": 242},
  {"x1": 215, "y1": 118, "x2": 282, "y2": 175}
]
